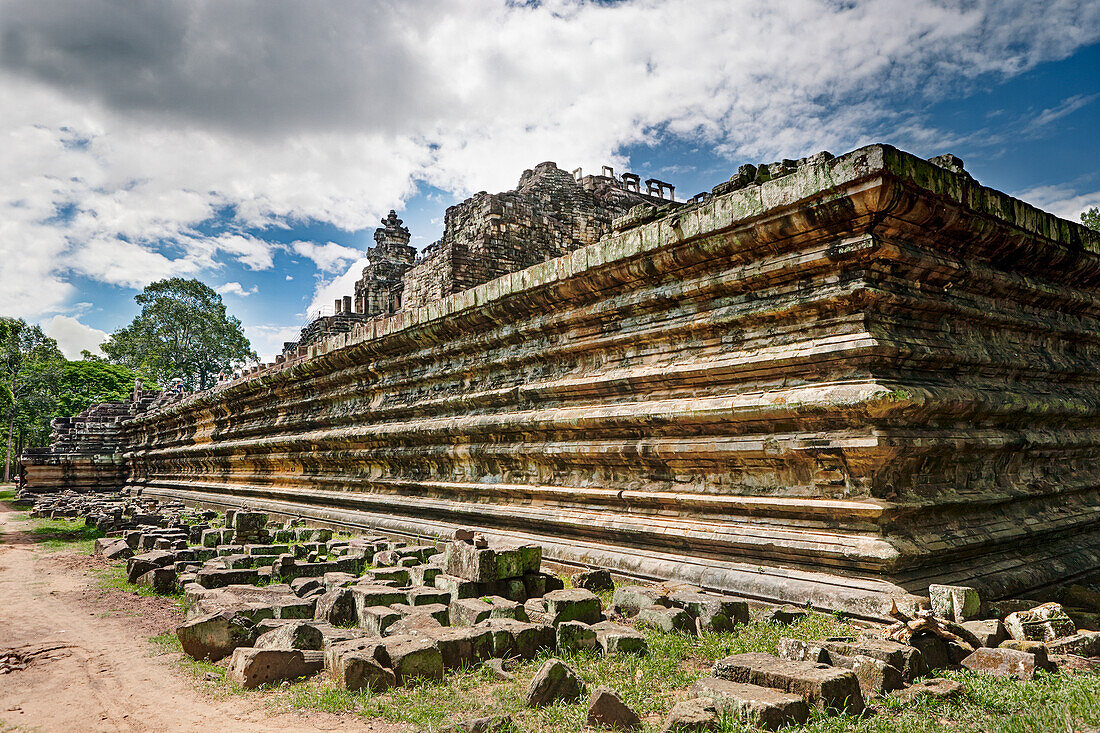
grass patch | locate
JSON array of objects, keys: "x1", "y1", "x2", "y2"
[
  {"x1": 0, "y1": 487, "x2": 15, "y2": 502},
  {"x1": 278, "y1": 613, "x2": 1100, "y2": 733},
  {"x1": 280, "y1": 613, "x2": 854, "y2": 732},
  {"x1": 95, "y1": 563, "x2": 186, "y2": 608},
  {"x1": 31, "y1": 517, "x2": 104, "y2": 552},
  {"x1": 149, "y1": 631, "x2": 230, "y2": 684}
]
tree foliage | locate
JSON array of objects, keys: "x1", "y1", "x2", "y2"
[
  {"x1": 55, "y1": 359, "x2": 159, "y2": 418},
  {"x1": 1, "y1": 317, "x2": 65, "y2": 480},
  {"x1": 102, "y1": 278, "x2": 256, "y2": 390},
  {"x1": 1083, "y1": 207, "x2": 1100, "y2": 231}
]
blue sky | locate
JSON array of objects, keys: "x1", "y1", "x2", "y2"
[{"x1": 1, "y1": 1, "x2": 1098, "y2": 361}]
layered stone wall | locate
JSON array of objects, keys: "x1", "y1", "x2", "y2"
[
  {"x1": 21, "y1": 385, "x2": 158, "y2": 492},
  {"x1": 121, "y1": 144, "x2": 1100, "y2": 618}
]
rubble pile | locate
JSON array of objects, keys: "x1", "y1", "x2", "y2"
[{"x1": 20, "y1": 489, "x2": 1100, "y2": 730}]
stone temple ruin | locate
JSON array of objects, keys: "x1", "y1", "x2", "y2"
[{"x1": 20, "y1": 144, "x2": 1100, "y2": 620}]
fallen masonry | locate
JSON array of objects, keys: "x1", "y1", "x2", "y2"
[{"x1": 19, "y1": 489, "x2": 1100, "y2": 731}]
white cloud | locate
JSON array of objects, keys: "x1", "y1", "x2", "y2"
[
  {"x1": 1, "y1": 0, "x2": 1098, "y2": 322},
  {"x1": 291, "y1": 240, "x2": 363, "y2": 273},
  {"x1": 244, "y1": 323, "x2": 303, "y2": 363},
  {"x1": 216, "y1": 281, "x2": 258, "y2": 297},
  {"x1": 1027, "y1": 93, "x2": 1099, "y2": 131},
  {"x1": 40, "y1": 314, "x2": 108, "y2": 359},
  {"x1": 1016, "y1": 183, "x2": 1100, "y2": 222},
  {"x1": 307, "y1": 257, "x2": 370, "y2": 319}
]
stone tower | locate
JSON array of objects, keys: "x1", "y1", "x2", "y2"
[{"x1": 355, "y1": 210, "x2": 417, "y2": 316}]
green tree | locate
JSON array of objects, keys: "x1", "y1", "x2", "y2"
[
  {"x1": 1083, "y1": 207, "x2": 1100, "y2": 231},
  {"x1": 1, "y1": 318, "x2": 64, "y2": 482},
  {"x1": 54, "y1": 360, "x2": 159, "y2": 418},
  {"x1": 102, "y1": 278, "x2": 256, "y2": 391}
]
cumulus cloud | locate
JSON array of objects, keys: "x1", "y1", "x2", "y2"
[
  {"x1": 1, "y1": 0, "x2": 1099, "y2": 324},
  {"x1": 307, "y1": 257, "x2": 371, "y2": 319},
  {"x1": 291, "y1": 240, "x2": 363, "y2": 273},
  {"x1": 40, "y1": 314, "x2": 108, "y2": 358},
  {"x1": 216, "y1": 281, "x2": 258, "y2": 298},
  {"x1": 244, "y1": 323, "x2": 303, "y2": 362},
  {"x1": 1016, "y1": 183, "x2": 1100, "y2": 222}
]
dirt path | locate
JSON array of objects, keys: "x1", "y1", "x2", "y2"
[{"x1": 0, "y1": 496, "x2": 404, "y2": 733}]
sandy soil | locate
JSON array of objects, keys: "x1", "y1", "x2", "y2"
[{"x1": 0, "y1": 495, "x2": 406, "y2": 733}]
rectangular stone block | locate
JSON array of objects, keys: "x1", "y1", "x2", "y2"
[
  {"x1": 690, "y1": 677, "x2": 809, "y2": 731},
  {"x1": 713, "y1": 652, "x2": 864, "y2": 714}
]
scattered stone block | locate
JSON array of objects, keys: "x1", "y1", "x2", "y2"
[
  {"x1": 407, "y1": 626, "x2": 492, "y2": 670},
  {"x1": 961, "y1": 619, "x2": 1008, "y2": 648},
  {"x1": 637, "y1": 605, "x2": 695, "y2": 635},
  {"x1": 334, "y1": 652, "x2": 396, "y2": 692},
  {"x1": 587, "y1": 686, "x2": 641, "y2": 730},
  {"x1": 891, "y1": 678, "x2": 962, "y2": 703},
  {"x1": 254, "y1": 621, "x2": 323, "y2": 650},
  {"x1": 388, "y1": 612, "x2": 444, "y2": 636},
  {"x1": 407, "y1": 587, "x2": 451, "y2": 606},
  {"x1": 573, "y1": 569, "x2": 614, "y2": 592},
  {"x1": 544, "y1": 588, "x2": 603, "y2": 625},
  {"x1": 314, "y1": 588, "x2": 357, "y2": 626},
  {"x1": 612, "y1": 585, "x2": 667, "y2": 617},
  {"x1": 435, "y1": 573, "x2": 482, "y2": 599},
  {"x1": 712, "y1": 652, "x2": 864, "y2": 714},
  {"x1": 928, "y1": 584, "x2": 982, "y2": 622},
  {"x1": 362, "y1": 566, "x2": 410, "y2": 586},
  {"x1": 176, "y1": 611, "x2": 254, "y2": 662},
  {"x1": 526, "y1": 658, "x2": 586, "y2": 707},
  {"x1": 126, "y1": 550, "x2": 175, "y2": 583},
  {"x1": 226, "y1": 647, "x2": 323, "y2": 689},
  {"x1": 477, "y1": 618, "x2": 555, "y2": 659},
  {"x1": 360, "y1": 606, "x2": 402, "y2": 636},
  {"x1": 382, "y1": 636, "x2": 444, "y2": 684},
  {"x1": 523, "y1": 571, "x2": 564, "y2": 598},
  {"x1": 451, "y1": 597, "x2": 494, "y2": 627},
  {"x1": 137, "y1": 566, "x2": 177, "y2": 594},
  {"x1": 323, "y1": 637, "x2": 388, "y2": 672},
  {"x1": 668, "y1": 590, "x2": 749, "y2": 632},
  {"x1": 662, "y1": 698, "x2": 719, "y2": 732},
  {"x1": 1046, "y1": 631, "x2": 1100, "y2": 658},
  {"x1": 557, "y1": 621, "x2": 599, "y2": 653},
  {"x1": 592, "y1": 621, "x2": 648, "y2": 655},
  {"x1": 196, "y1": 567, "x2": 260, "y2": 588},
  {"x1": 849, "y1": 655, "x2": 905, "y2": 698},
  {"x1": 961, "y1": 647, "x2": 1047, "y2": 680},
  {"x1": 1005, "y1": 603, "x2": 1076, "y2": 642},
  {"x1": 910, "y1": 633, "x2": 950, "y2": 672},
  {"x1": 690, "y1": 677, "x2": 809, "y2": 730}
]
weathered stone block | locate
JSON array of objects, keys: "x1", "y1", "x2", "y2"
[
  {"x1": 544, "y1": 588, "x2": 602, "y2": 625},
  {"x1": 313, "y1": 588, "x2": 357, "y2": 626},
  {"x1": 637, "y1": 605, "x2": 695, "y2": 635},
  {"x1": 712, "y1": 653, "x2": 864, "y2": 714},
  {"x1": 226, "y1": 648, "x2": 323, "y2": 688},
  {"x1": 381, "y1": 636, "x2": 444, "y2": 684},
  {"x1": 176, "y1": 611, "x2": 253, "y2": 662},
  {"x1": 526, "y1": 658, "x2": 586, "y2": 707},
  {"x1": 476, "y1": 618, "x2": 555, "y2": 659},
  {"x1": 961, "y1": 647, "x2": 1046, "y2": 680},
  {"x1": 254, "y1": 621, "x2": 324, "y2": 650},
  {"x1": 587, "y1": 686, "x2": 641, "y2": 730},
  {"x1": 1005, "y1": 603, "x2": 1076, "y2": 642},
  {"x1": 557, "y1": 621, "x2": 599, "y2": 654},
  {"x1": 592, "y1": 621, "x2": 648, "y2": 655},
  {"x1": 690, "y1": 677, "x2": 809, "y2": 731},
  {"x1": 928, "y1": 584, "x2": 982, "y2": 622}
]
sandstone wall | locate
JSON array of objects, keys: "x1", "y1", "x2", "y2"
[{"x1": 122, "y1": 144, "x2": 1100, "y2": 618}]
